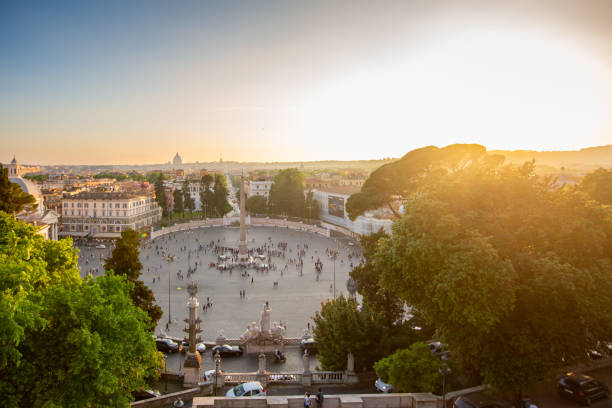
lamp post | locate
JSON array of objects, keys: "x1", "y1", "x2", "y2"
[
  {"x1": 167, "y1": 253, "x2": 172, "y2": 328},
  {"x1": 439, "y1": 362, "x2": 452, "y2": 408}
]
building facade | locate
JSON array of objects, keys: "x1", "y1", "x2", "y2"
[
  {"x1": 60, "y1": 192, "x2": 162, "y2": 238},
  {"x1": 248, "y1": 180, "x2": 273, "y2": 199},
  {"x1": 310, "y1": 187, "x2": 393, "y2": 235}
]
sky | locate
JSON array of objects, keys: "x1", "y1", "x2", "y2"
[{"x1": 1, "y1": 0, "x2": 612, "y2": 165}]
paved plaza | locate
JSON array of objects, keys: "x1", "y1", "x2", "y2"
[{"x1": 77, "y1": 225, "x2": 361, "y2": 343}]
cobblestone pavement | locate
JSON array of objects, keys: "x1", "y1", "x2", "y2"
[{"x1": 76, "y1": 226, "x2": 362, "y2": 342}]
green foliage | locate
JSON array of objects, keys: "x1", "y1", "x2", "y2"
[
  {"x1": 173, "y1": 189, "x2": 184, "y2": 215},
  {"x1": 154, "y1": 177, "x2": 168, "y2": 218},
  {"x1": 103, "y1": 230, "x2": 161, "y2": 329},
  {"x1": 0, "y1": 165, "x2": 38, "y2": 214},
  {"x1": 183, "y1": 180, "x2": 195, "y2": 214},
  {"x1": 305, "y1": 191, "x2": 319, "y2": 220},
  {"x1": 371, "y1": 159, "x2": 612, "y2": 396},
  {"x1": 93, "y1": 172, "x2": 128, "y2": 181},
  {"x1": 269, "y1": 168, "x2": 306, "y2": 217},
  {"x1": 146, "y1": 171, "x2": 166, "y2": 185},
  {"x1": 246, "y1": 195, "x2": 268, "y2": 214},
  {"x1": 104, "y1": 230, "x2": 142, "y2": 281},
  {"x1": 213, "y1": 174, "x2": 232, "y2": 216},
  {"x1": 346, "y1": 144, "x2": 496, "y2": 220},
  {"x1": 578, "y1": 167, "x2": 612, "y2": 205},
  {"x1": 23, "y1": 173, "x2": 47, "y2": 182},
  {"x1": 313, "y1": 295, "x2": 361, "y2": 371},
  {"x1": 0, "y1": 213, "x2": 160, "y2": 407},
  {"x1": 374, "y1": 342, "x2": 441, "y2": 393}
]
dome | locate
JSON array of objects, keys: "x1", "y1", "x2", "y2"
[{"x1": 11, "y1": 155, "x2": 18, "y2": 164}]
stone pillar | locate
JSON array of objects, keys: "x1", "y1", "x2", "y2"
[
  {"x1": 258, "y1": 353, "x2": 266, "y2": 374},
  {"x1": 302, "y1": 349, "x2": 312, "y2": 386},
  {"x1": 344, "y1": 352, "x2": 358, "y2": 384}
]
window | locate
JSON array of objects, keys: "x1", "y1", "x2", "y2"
[
  {"x1": 115, "y1": 203, "x2": 120, "y2": 208},
  {"x1": 102, "y1": 203, "x2": 105, "y2": 208},
  {"x1": 123, "y1": 203, "x2": 127, "y2": 208},
  {"x1": 102, "y1": 211, "x2": 105, "y2": 216},
  {"x1": 71, "y1": 203, "x2": 74, "y2": 208},
  {"x1": 64, "y1": 210, "x2": 68, "y2": 216},
  {"x1": 123, "y1": 211, "x2": 126, "y2": 216},
  {"x1": 77, "y1": 203, "x2": 82, "y2": 208},
  {"x1": 93, "y1": 203, "x2": 96, "y2": 208},
  {"x1": 84, "y1": 203, "x2": 88, "y2": 208},
  {"x1": 63, "y1": 202, "x2": 68, "y2": 207},
  {"x1": 85, "y1": 210, "x2": 88, "y2": 216},
  {"x1": 93, "y1": 210, "x2": 97, "y2": 217},
  {"x1": 78, "y1": 210, "x2": 82, "y2": 216},
  {"x1": 71, "y1": 210, "x2": 74, "y2": 216}
]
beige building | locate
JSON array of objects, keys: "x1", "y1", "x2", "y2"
[
  {"x1": 60, "y1": 191, "x2": 162, "y2": 238},
  {"x1": 248, "y1": 180, "x2": 273, "y2": 199}
]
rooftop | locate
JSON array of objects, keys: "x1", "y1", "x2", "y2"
[
  {"x1": 64, "y1": 191, "x2": 152, "y2": 200},
  {"x1": 312, "y1": 185, "x2": 362, "y2": 195}
]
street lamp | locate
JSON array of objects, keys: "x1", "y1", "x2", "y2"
[
  {"x1": 167, "y1": 253, "x2": 172, "y2": 329},
  {"x1": 439, "y1": 362, "x2": 452, "y2": 408}
]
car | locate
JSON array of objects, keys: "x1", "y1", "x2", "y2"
[
  {"x1": 226, "y1": 381, "x2": 266, "y2": 397},
  {"x1": 155, "y1": 338, "x2": 181, "y2": 353},
  {"x1": 558, "y1": 372, "x2": 610, "y2": 406},
  {"x1": 95, "y1": 244, "x2": 106, "y2": 249},
  {"x1": 202, "y1": 369, "x2": 216, "y2": 383},
  {"x1": 211, "y1": 344, "x2": 243, "y2": 356},
  {"x1": 300, "y1": 337, "x2": 317, "y2": 353},
  {"x1": 131, "y1": 389, "x2": 161, "y2": 401},
  {"x1": 180, "y1": 341, "x2": 206, "y2": 353},
  {"x1": 452, "y1": 392, "x2": 512, "y2": 408},
  {"x1": 375, "y1": 378, "x2": 394, "y2": 393}
]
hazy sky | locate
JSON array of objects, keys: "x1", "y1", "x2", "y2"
[{"x1": 2, "y1": 0, "x2": 612, "y2": 165}]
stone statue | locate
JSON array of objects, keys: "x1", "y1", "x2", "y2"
[{"x1": 260, "y1": 302, "x2": 271, "y2": 335}]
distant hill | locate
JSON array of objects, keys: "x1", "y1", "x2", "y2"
[{"x1": 491, "y1": 145, "x2": 612, "y2": 170}]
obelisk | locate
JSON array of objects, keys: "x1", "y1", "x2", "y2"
[{"x1": 238, "y1": 173, "x2": 247, "y2": 256}]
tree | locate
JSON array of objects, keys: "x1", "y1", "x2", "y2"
[
  {"x1": 374, "y1": 342, "x2": 441, "y2": 393},
  {"x1": 371, "y1": 159, "x2": 612, "y2": 399},
  {"x1": 213, "y1": 174, "x2": 232, "y2": 217},
  {"x1": 173, "y1": 189, "x2": 184, "y2": 216},
  {"x1": 104, "y1": 229, "x2": 162, "y2": 330},
  {"x1": 269, "y1": 168, "x2": 306, "y2": 217},
  {"x1": 182, "y1": 180, "x2": 195, "y2": 215},
  {"x1": 313, "y1": 295, "x2": 361, "y2": 371},
  {"x1": 154, "y1": 177, "x2": 168, "y2": 217},
  {"x1": 577, "y1": 167, "x2": 612, "y2": 205},
  {"x1": 345, "y1": 144, "x2": 503, "y2": 220},
  {"x1": 305, "y1": 191, "x2": 319, "y2": 220},
  {"x1": 0, "y1": 213, "x2": 160, "y2": 407},
  {"x1": 246, "y1": 195, "x2": 268, "y2": 214},
  {"x1": 104, "y1": 229, "x2": 142, "y2": 281},
  {"x1": 0, "y1": 165, "x2": 37, "y2": 214}
]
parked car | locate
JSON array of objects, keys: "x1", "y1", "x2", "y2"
[
  {"x1": 131, "y1": 389, "x2": 161, "y2": 401},
  {"x1": 453, "y1": 392, "x2": 512, "y2": 408},
  {"x1": 375, "y1": 378, "x2": 394, "y2": 393},
  {"x1": 180, "y1": 341, "x2": 206, "y2": 353},
  {"x1": 211, "y1": 344, "x2": 243, "y2": 356},
  {"x1": 155, "y1": 338, "x2": 181, "y2": 353},
  {"x1": 558, "y1": 372, "x2": 610, "y2": 406},
  {"x1": 226, "y1": 381, "x2": 266, "y2": 397},
  {"x1": 300, "y1": 337, "x2": 317, "y2": 353}
]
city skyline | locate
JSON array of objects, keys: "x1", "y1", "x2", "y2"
[{"x1": 2, "y1": 0, "x2": 612, "y2": 164}]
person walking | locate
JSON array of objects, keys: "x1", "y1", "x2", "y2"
[
  {"x1": 304, "y1": 393, "x2": 312, "y2": 408},
  {"x1": 316, "y1": 388, "x2": 324, "y2": 408}
]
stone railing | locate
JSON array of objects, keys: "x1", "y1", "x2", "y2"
[
  {"x1": 223, "y1": 373, "x2": 259, "y2": 384},
  {"x1": 267, "y1": 373, "x2": 302, "y2": 384},
  {"x1": 193, "y1": 393, "x2": 440, "y2": 408},
  {"x1": 150, "y1": 216, "x2": 331, "y2": 241},
  {"x1": 312, "y1": 371, "x2": 344, "y2": 384}
]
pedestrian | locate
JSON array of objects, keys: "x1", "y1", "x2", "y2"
[
  {"x1": 316, "y1": 388, "x2": 324, "y2": 408},
  {"x1": 304, "y1": 393, "x2": 312, "y2": 408}
]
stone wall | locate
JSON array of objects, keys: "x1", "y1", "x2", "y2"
[{"x1": 192, "y1": 393, "x2": 440, "y2": 408}]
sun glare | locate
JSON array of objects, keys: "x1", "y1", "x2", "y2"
[{"x1": 297, "y1": 28, "x2": 612, "y2": 155}]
